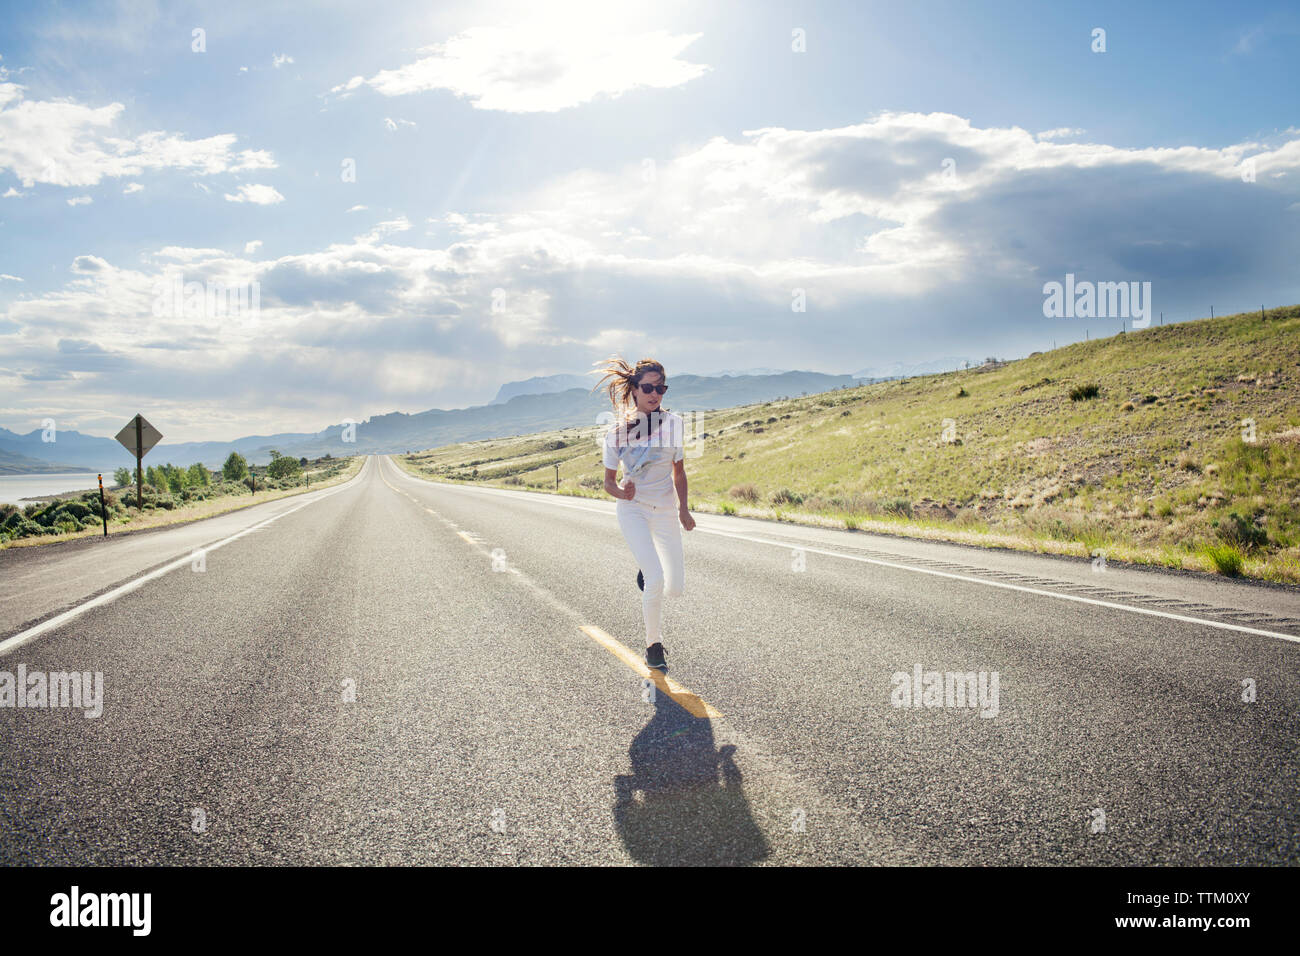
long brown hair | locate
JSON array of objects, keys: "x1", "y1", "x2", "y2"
[{"x1": 589, "y1": 355, "x2": 666, "y2": 419}]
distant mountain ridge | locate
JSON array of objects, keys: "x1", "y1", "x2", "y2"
[
  {"x1": 0, "y1": 445, "x2": 86, "y2": 476},
  {"x1": 851, "y1": 357, "x2": 976, "y2": 379}
]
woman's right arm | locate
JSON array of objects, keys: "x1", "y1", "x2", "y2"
[{"x1": 605, "y1": 467, "x2": 633, "y2": 499}]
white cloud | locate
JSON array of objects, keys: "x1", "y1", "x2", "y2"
[
  {"x1": 123, "y1": 182, "x2": 143, "y2": 194},
  {"x1": 223, "y1": 184, "x2": 285, "y2": 205},
  {"x1": 70, "y1": 254, "x2": 110, "y2": 273},
  {"x1": 153, "y1": 246, "x2": 228, "y2": 261},
  {"x1": 347, "y1": 204, "x2": 368, "y2": 212},
  {"x1": 2, "y1": 186, "x2": 22, "y2": 198},
  {"x1": 1231, "y1": 27, "x2": 1265, "y2": 56},
  {"x1": 0, "y1": 83, "x2": 276, "y2": 189},
  {"x1": 272, "y1": 53, "x2": 294, "y2": 69},
  {"x1": 66, "y1": 195, "x2": 92, "y2": 206},
  {"x1": 383, "y1": 117, "x2": 416, "y2": 131},
  {"x1": 356, "y1": 216, "x2": 412, "y2": 243},
  {"x1": 331, "y1": 19, "x2": 709, "y2": 112},
  {"x1": 245, "y1": 239, "x2": 263, "y2": 254},
  {"x1": 0, "y1": 273, "x2": 22, "y2": 282},
  {"x1": 1036, "y1": 127, "x2": 1085, "y2": 140}
]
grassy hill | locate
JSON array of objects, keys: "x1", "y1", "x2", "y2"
[{"x1": 393, "y1": 306, "x2": 1300, "y2": 584}]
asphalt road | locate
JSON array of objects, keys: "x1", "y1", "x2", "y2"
[{"x1": 1, "y1": 453, "x2": 1297, "y2": 865}]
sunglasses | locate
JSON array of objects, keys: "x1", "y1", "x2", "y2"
[{"x1": 637, "y1": 383, "x2": 669, "y2": 395}]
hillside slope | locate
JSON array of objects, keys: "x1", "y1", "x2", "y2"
[{"x1": 396, "y1": 306, "x2": 1300, "y2": 583}]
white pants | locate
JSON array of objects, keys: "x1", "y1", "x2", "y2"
[{"x1": 616, "y1": 497, "x2": 684, "y2": 647}]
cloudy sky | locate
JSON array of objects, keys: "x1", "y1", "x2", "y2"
[{"x1": 1, "y1": 0, "x2": 1297, "y2": 442}]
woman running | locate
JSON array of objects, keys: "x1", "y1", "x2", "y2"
[{"x1": 591, "y1": 356, "x2": 696, "y2": 671}]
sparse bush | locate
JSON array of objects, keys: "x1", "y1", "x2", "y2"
[
  {"x1": 729, "y1": 484, "x2": 759, "y2": 502},
  {"x1": 1215, "y1": 511, "x2": 1268, "y2": 552},
  {"x1": 881, "y1": 497, "x2": 913, "y2": 518},
  {"x1": 771, "y1": 488, "x2": 804, "y2": 506},
  {"x1": 955, "y1": 387, "x2": 968, "y2": 398},
  {"x1": 1069, "y1": 383, "x2": 1101, "y2": 401}
]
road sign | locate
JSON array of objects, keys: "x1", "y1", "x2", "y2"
[
  {"x1": 116, "y1": 414, "x2": 163, "y2": 509},
  {"x1": 115, "y1": 415, "x2": 162, "y2": 457}
]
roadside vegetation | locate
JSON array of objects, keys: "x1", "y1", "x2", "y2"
[{"x1": 1, "y1": 451, "x2": 359, "y2": 546}]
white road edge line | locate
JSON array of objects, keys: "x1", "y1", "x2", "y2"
[
  {"x1": 383, "y1": 456, "x2": 1300, "y2": 646},
  {"x1": 0, "y1": 458, "x2": 370, "y2": 658}
]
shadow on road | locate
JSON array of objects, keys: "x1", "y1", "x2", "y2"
[{"x1": 613, "y1": 692, "x2": 770, "y2": 865}]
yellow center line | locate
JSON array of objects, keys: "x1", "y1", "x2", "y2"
[{"x1": 579, "y1": 624, "x2": 723, "y2": 719}]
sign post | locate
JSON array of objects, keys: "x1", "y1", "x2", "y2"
[
  {"x1": 114, "y1": 414, "x2": 163, "y2": 510},
  {"x1": 97, "y1": 474, "x2": 108, "y2": 537}
]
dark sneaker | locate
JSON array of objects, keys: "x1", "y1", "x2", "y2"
[
  {"x1": 637, "y1": 569, "x2": 644, "y2": 592},
  {"x1": 645, "y1": 642, "x2": 667, "y2": 670}
]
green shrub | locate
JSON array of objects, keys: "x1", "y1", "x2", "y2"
[
  {"x1": 34, "y1": 505, "x2": 67, "y2": 527},
  {"x1": 15, "y1": 518, "x2": 45, "y2": 538},
  {"x1": 881, "y1": 497, "x2": 913, "y2": 518},
  {"x1": 771, "y1": 488, "x2": 804, "y2": 505},
  {"x1": 1201, "y1": 544, "x2": 1244, "y2": 576},
  {"x1": 1215, "y1": 511, "x2": 1268, "y2": 552},
  {"x1": 1069, "y1": 383, "x2": 1101, "y2": 401}
]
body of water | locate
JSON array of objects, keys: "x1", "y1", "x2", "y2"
[{"x1": 0, "y1": 473, "x2": 107, "y2": 505}]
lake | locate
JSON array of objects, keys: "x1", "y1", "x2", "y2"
[{"x1": 0, "y1": 473, "x2": 107, "y2": 505}]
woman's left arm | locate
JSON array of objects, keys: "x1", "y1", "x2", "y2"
[{"x1": 673, "y1": 459, "x2": 695, "y2": 531}]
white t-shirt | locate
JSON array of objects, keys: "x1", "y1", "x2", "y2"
[{"x1": 603, "y1": 410, "x2": 684, "y2": 509}]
